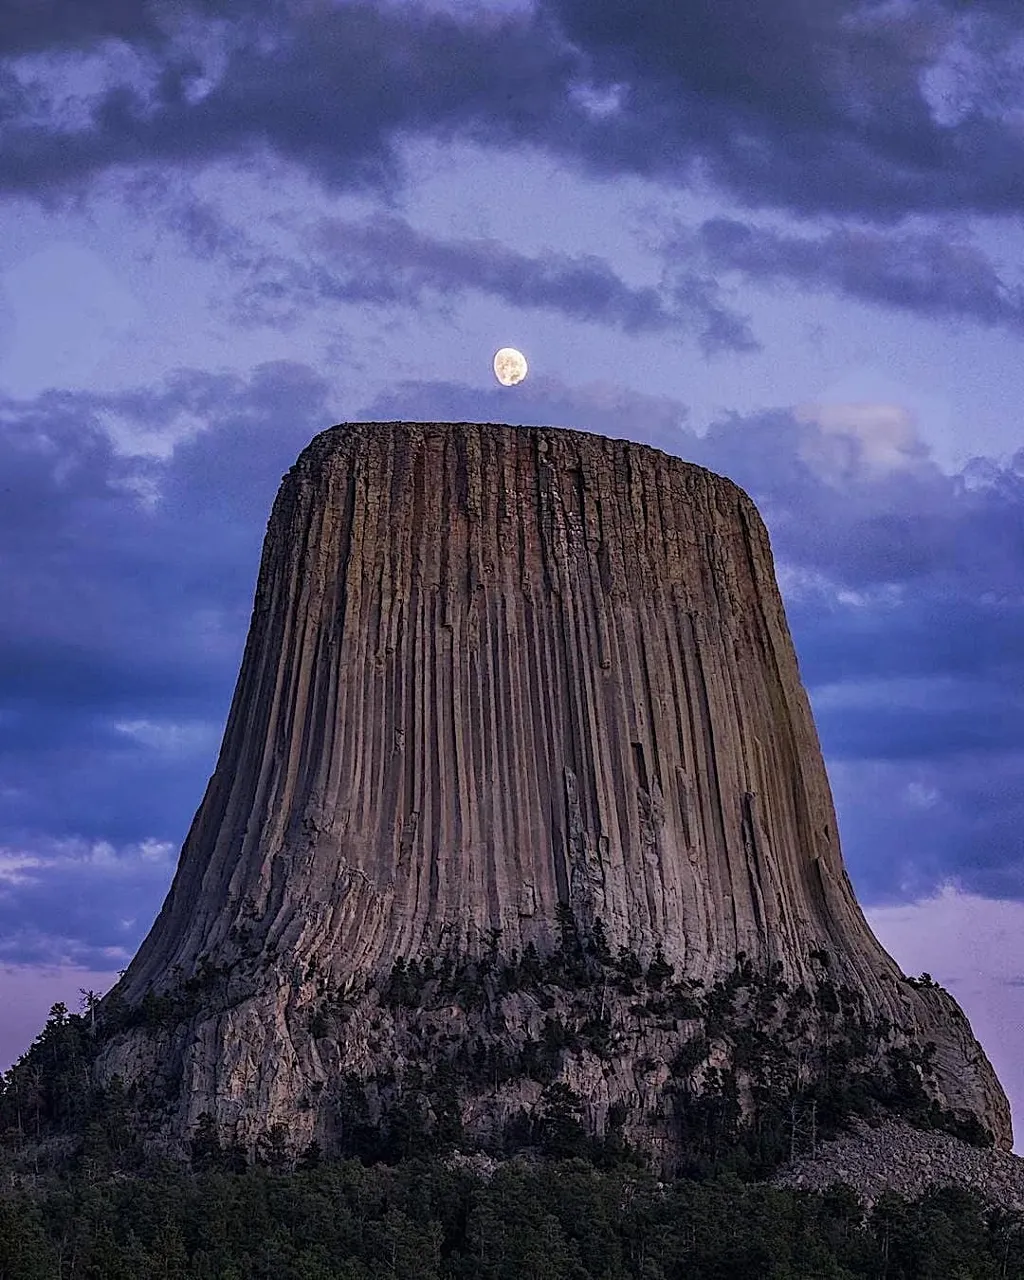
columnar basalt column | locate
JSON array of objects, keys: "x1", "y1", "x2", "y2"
[{"x1": 102, "y1": 422, "x2": 1012, "y2": 1153}]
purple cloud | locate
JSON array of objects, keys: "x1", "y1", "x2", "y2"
[
  {"x1": 2, "y1": 0, "x2": 1024, "y2": 222},
  {"x1": 680, "y1": 218, "x2": 1024, "y2": 333}
]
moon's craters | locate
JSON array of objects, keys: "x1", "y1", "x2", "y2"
[{"x1": 493, "y1": 347, "x2": 528, "y2": 386}]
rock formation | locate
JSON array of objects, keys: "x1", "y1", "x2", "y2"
[{"x1": 96, "y1": 421, "x2": 1012, "y2": 1163}]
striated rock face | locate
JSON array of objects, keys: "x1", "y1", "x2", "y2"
[{"x1": 98, "y1": 422, "x2": 1011, "y2": 1158}]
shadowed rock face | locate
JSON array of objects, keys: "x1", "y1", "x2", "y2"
[{"x1": 101, "y1": 422, "x2": 1012, "y2": 1154}]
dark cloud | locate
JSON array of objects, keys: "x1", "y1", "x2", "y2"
[
  {"x1": 0, "y1": 364, "x2": 328, "y2": 691},
  {"x1": 789, "y1": 598, "x2": 1024, "y2": 690},
  {"x1": 688, "y1": 406, "x2": 1024, "y2": 590},
  {"x1": 0, "y1": 0, "x2": 275, "y2": 56},
  {"x1": 0, "y1": 3, "x2": 577, "y2": 197},
  {"x1": 541, "y1": 0, "x2": 1024, "y2": 218},
  {"x1": 684, "y1": 401, "x2": 1024, "y2": 900},
  {"x1": 680, "y1": 218, "x2": 1024, "y2": 332},
  {"x1": 0, "y1": 0, "x2": 160, "y2": 55},
  {"x1": 690, "y1": 400, "x2": 1024, "y2": 706},
  {"x1": 814, "y1": 689, "x2": 1024, "y2": 761},
  {"x1": 317, "y1": 216, "x2": 688, "y2": 331},
  {"x1": 0, "y1": 361, "x2": 332, "y2": 962},
  {"x1": 829, "y1": 753, "x2": 1024, "y2": 902},
  {"x1": 3, "y1": 0, "x2": 1023, "y2": 221}
]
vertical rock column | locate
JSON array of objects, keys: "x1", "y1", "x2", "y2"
[{"x1": 108, "y1": 421, "x2": 1011, "y2": 1150}]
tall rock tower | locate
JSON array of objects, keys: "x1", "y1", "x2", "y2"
[{"x1": 98, "y1": 422, "x2": 1011, "y2": 1162}]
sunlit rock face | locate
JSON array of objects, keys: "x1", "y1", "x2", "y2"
[{"x1": 98, "y1": 422, "x2": 1012, "y2": 1157}]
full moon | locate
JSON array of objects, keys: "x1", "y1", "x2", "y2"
[{"x1": 493, "y1": 347, "x2": 528, "y2": 386}]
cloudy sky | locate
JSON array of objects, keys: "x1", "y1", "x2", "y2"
[{"x1": 1, "y1": 0, "x2": 1022, "y2": 1145}]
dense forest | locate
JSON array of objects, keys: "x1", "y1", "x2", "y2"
[
  {"x1": 17, "y1": 922, "x2": 991, "y2": 1175},
  {"x1": 2, "y1": 936, "x2": 1022, "y2": 1278},
  {"x1": 3, "y1": 1147, "x2": 1024, "y2": 1278}
]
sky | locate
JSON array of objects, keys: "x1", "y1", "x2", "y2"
[{"x1": 0, "y1": 0, "x2": 1022, "y2": 1147}]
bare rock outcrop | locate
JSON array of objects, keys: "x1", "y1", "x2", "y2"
[{"x1": 95, "y1": 422, "x2": 1011, "y2": 1161}]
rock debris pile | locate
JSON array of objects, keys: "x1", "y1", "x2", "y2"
[{"x1": 775, "y1": 1118, "x2": 1024, "y2": 1210}]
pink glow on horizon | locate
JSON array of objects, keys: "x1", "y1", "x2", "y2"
[{"x1": 0, "y1": 966, "x2": 120, "y2": 1072}]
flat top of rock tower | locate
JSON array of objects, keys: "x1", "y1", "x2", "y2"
[{"x1": 289, "y1": 419, "x2": 756, "y2": 513}]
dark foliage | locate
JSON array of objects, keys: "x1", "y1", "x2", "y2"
[
  {"x1": 0, "y1": 919, "x2": 997, "y2": 1221},
  {"x1": 1, "y1": 1153, "x2": 1023, "y2": 1278}
]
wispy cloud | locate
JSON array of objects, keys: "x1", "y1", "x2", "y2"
[
  {"x1": 674, "y1": 218, "x2": 1024, "y2": 333},
  {"x1": 0, "y1": 836, "x2": 175, "y2": 967},
  {"x1": 113, "y1": 718, "x2": 219, "y2": 754},
  {"x1": 129, "y1": 195, "x2": 758, "y2": 353}
]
